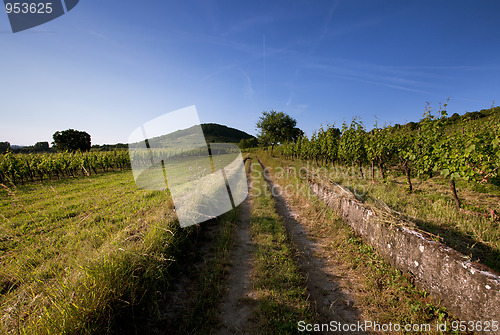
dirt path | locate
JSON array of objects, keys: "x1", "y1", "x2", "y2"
[
  {"x1": 116, "y1": 158, "x2": 367, "y2": 334},
  {"x1": 259, "y1": 159, "x2": 367, "y2": 330},
  {"x1": 215, "y1": 161, "x2": 256, "y2": 335},
  {"x1": 215, "y1": 192, "x2": 255, "y2": 334}
]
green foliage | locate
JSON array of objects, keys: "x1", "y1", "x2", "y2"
[
  {"x1": 0, "y1": 150, "x2": 130, "y2": 185},
  {"x1": 272, "y1": 101, "x2": 500, "y2": 202},
  {"x1": 52, "y1": 129, "x2": 91, "y2": 152},
  {"x1": 33, "y1": 141, "x2": 50, "y2": 152},
  {"x1": 256, "y1": 111, "x2": 302, "y2": 153},
  {"x1": 413, "y1": 101, "x2": 447, "y2": 179},
  {"x1": 0, "y1": 142, "x2": 10, "y2": 154},
  {"x1": 238, "y1": 137, "x2": 258, "y2": 149},
  {"x1": 91, "y1": 143, "x2": 128, "y2": 151},
  {"x1": 201, "y1": 123, "x2": 255, "y2": 143},
  {"x1": 338, "y1": 117, "x2": 367, "y2": 167},
  {"x1": 437, "y1": 117, "x2": 500, "y2": 184},
  {"x1": 366, "y1": 122, "x2": 395, "y2": 178}
]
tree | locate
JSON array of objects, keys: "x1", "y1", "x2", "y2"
[
  {"x1": 52, "y1": 129, "x2": 91, "y2": 152},
  {"x1": 256, "y1": 110, "x2": 301, "y2": 155},
  {"x1": 366, "y1": 125, "x2": 395, "y2": 181},
  {"x1": 33, "y1": 141, "x2": 50, "y2": 152},
  {"x1": 0, "y1": 141, "x2": 10, "y2": 154},
  {"x1": 238, "y1": 137, "x2": 258, "y2": 149}
]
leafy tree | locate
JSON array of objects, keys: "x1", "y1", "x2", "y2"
[
  {"x1": 256, "y1": 110, "x2": 301, "y2": 155},
  {"x1": 413, "y1": 101, "x2": 449, "y2": 179},
  {"x1": 33, "y1": 142, "x2": 50, "y2": 152},
  {"x1": 52, "y1": 129, "x2": 91, "y2": 152},
  {"x1": 434, "y1": 116, "x2": 500, "y2": 209},
  {"x1": 314, "y1": 125, "x2": 340, "y2": 166},
  {"x1": 324, "y1": 126, "x2": 341, "y2": 167},
  {"x1": 0, "y1": 141, "x2": 10, "y2": 154},
  {"x1": 238, "y1": 137, "x2": 258, "y2": 149}
]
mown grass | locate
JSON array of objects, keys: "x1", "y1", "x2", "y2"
[
  {"x1": 259, "y1": 152, "x2": 469, "y2": 335},
  {"x1": 0, "y1": 170, "x2": 203, "y2": 334},
  {"x1": 248, "y1": 160, "x2": 316, "y2": 334}
]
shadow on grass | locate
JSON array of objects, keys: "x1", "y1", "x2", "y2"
[{"x1": 105, "y1": 215, "x2": 231, "y2": 335}]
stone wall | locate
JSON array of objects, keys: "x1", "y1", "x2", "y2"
[{"x1": 308, "y1": 179, "x2": 500, "y2": 322}]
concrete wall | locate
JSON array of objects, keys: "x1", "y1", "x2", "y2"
[{"x1": 308, "y1": 179, "x2": 500, "y2": 322}]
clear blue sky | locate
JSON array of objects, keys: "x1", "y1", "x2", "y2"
[{"x1": 1, "y1": 0, "x2": 500, "y2": 146}]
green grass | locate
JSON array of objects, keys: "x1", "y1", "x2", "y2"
[
  {"x1": 0, "y1": 170, "x2": 201, "y2": 333},
  {"x1": 258, "y1": 152, "x2": 466, "y2": 334},
  {"x1": 249, "y1": 160, "x2": 316, "y2": 334}
]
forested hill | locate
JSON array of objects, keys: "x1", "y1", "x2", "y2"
[
  {"x1": 126, "y1": 123, "x2": 256, "y2": 150},
  {"x1": 201, "y1": 123, "x2": 255, "y2": 143}
]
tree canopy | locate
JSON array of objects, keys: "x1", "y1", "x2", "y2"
[
  {"x1": 52, "y1": 129, "x2": 91, "y2": 152},
  {"x1": 238, "y1": 137, "x2": 258, "y2": 149},
  {"x1": 256, "y1": 110, "x2": 302, "y2": 154},
  {"x1": 0, "y1": 142, "x2": 10, "y2": 154}
]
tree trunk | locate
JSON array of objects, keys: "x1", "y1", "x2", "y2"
[
  {"x1": 371, "y1": 160, "x2": 375, "y2": 182},
  {"x1": 358, "y1": 161, "x2": 364, "y2": 179},
  {"x1": 449, "y1": 178, "x2": 461, "y2": 209},
  {"x1": 378, "y1": 158, "x2": 385, "y2": 180},
  {"x1": 270, "y1": 144, "x2": 274, "y2": 156},
  {"x1": 402, "y1": 161, "x2": 412, "y2": 193}
]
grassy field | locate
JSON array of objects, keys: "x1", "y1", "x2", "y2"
[
  {"x1": 0, "y1": 150, "x2": 487, "y2": 334},
  {"x1": 0, "y1": 170, "x2": 192, "y2": 333},
  {"x1": 0, "y1": 152, "x2": 248, "y2": 334}
]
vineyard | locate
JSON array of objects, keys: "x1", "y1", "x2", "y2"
[
  {"x1": 1, "y1": 109, "x2": 499, "y2": 333},
  {"x1": 0, "y1": 150, "x2": 130, "y2": 185},
  {"x1": 277, "y1": 105, "x2": 500, "y2": 212},
  {"x1": 0, "y1": 143, "x2": 244, "y2": 186}
]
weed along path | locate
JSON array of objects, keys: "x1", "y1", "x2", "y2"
[{"x1": 257, "y1": 159, "x2": 366, "y2": 329}]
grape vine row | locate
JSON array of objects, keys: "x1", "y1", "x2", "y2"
[
  {"x1": 276, "y1": 105, "x2": 500, "y2": 209},
  {"x1": 0, "y1": 150, "x2": 130, "y2": 185}
]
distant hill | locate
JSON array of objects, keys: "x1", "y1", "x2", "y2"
[
  {"x1": 201, "y1": 123, "x2": 255, "y2": 143},
  {"x1": 126, "y1": 123, "x2": 255, "y2": 150}
]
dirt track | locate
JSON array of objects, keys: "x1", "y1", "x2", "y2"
[
  {"x1": 215, "y1": 162, "x2": 256, "y2": 334},
  {"x1": 259, "y1": 160, "x2": 366, "y2": 331}
]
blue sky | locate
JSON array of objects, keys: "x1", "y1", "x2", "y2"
[{"x1": 1, "y1": 0, "x2": 500, "y2": 146}]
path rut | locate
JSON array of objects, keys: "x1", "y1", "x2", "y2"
[
  {"x1": 215, "y1": 160, "x2": 256, "y2": 335},
  {"x1": 259, "y1": 159, "x2": 367, "y2": 332}
]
